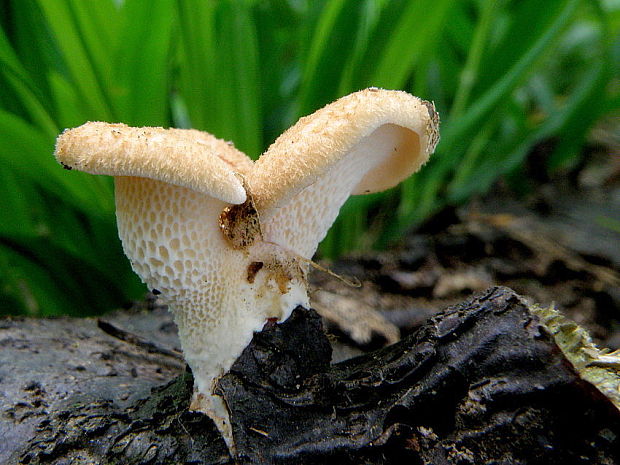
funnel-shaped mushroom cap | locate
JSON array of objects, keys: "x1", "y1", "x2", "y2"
[
  {"x1": 55, "y1": 122, "x2": 249, "y2": 204},
  {"x1": 52, "y1": 88, "x2": 440, "y2": 449}
]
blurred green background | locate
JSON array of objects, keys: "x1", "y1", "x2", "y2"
[{"x1": 0, "y1": 0, "x2": 618, "y2": 316}]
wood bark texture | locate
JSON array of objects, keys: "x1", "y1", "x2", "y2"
[{"x1": 1, "y1": 287, "x2": 618, "y2": 464}]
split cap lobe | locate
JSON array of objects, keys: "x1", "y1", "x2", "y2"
[
  {"x1": 250, "y1": 88, "x2": 439, "y2": 216},
  {"x1": 249, "y1": 88, "x2": 440, "y2": 258},
  {"x1": 55, "y1": 122, "x2": 249, "y2": 204}
]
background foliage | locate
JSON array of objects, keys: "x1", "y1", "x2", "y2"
[{"x1": 0, "y1": 0, "x2": 617, "y2": 316}]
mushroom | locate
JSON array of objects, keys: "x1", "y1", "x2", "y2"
[{"x1": 54, "y1": 88, "x2": 439, "y2": 447}]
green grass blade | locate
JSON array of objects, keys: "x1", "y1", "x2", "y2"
[
  {"x1": 297, "y1": 0, "x2": 352, "y2": 114},
  {"x1": 337, "y1": 1, "x2": 384, "y2": 94},
  {"x1": 176, "y1": 0, "x2": 217, "y2": 131},
  {"x1": 389, "y1": 0, "x2": 582, "y2": 238},
  {"x1": 221, "y1": 3, "x2": 262, "y2": 156},
  {"x1": 371, "y1": 0, "x2": 452, "y2": 89},
  {"x1": 0, "y1": 168, "x2": 37, "y2": 238},
  {"x1": 0, "y1": 26, "x2": 58, "y2": 136},
  {"x1": 0, "y1": 237, "x2": 140, "y2": 317},
  {"x1": 65, "y1": 0, "x2": 119, "y2": 105},
  {"x1": 0, "y1": 110, "x2": 113, "y2": 213},
  {"x1": 48, "y1": 70, "x2": 91, "y2": 129},
  {"x1": 450, "y1": 1, "x2": 499, "y2": 119},
  {"x1": 0, "y1": 245, "x2": 75, "y2": 316},
  {"x1": 442, "y1": 0, "x2": 581, "y2": 148},
  {"x1": 177, "y1": 0, "x2": 262, "y2": 156},
  {"x1": 0, "y1": 68, "x2": 58, "y2": 137},
  {"x1": 113, "y1": 0, "x2": 174, "y2": 126},
  {"x1": 35, "y1": 0, "x2": 114, "y2": 120}
]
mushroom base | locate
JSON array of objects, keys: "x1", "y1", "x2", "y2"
[{"x1": 168, "y1": 256, "x2": 309, "y2": 448}]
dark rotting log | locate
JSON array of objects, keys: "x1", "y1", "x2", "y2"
[
  {"x1": 3, "y1": 287, "x2": 619, "y2": 464},
  {"x1": 220, "y1": 287, "x2": 620, "y2": 465}
]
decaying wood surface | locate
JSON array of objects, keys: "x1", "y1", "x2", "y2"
[{"x1": 1, "y1": 287, "x2": 619, "y2": 464}]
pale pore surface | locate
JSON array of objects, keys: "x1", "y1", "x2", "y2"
[
  {"x1": 263, "y1": 124, "x2": 420, "y2": 259},
  {"x1": 114, "y1": 176, "x2": 308, "y2": 445}
]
